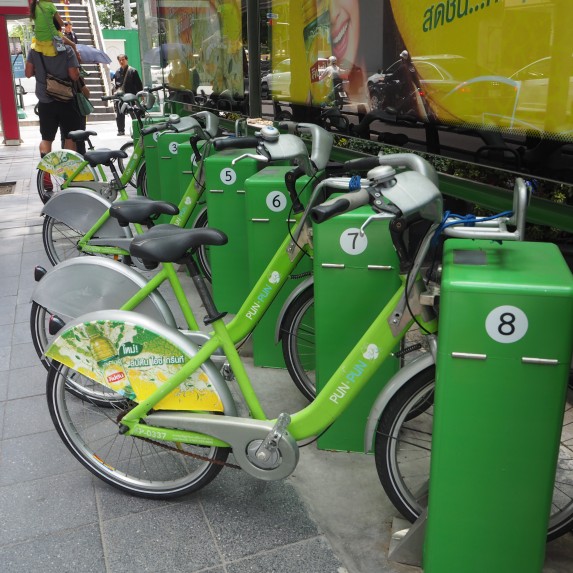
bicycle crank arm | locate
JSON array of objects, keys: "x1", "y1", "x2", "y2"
[{"x1": 143, "y1": 411, "x2": 299, "y2": 480}]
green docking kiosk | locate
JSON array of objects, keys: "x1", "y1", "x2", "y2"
[
  {"x1": 313, "y1": 204, "x2": 401, "y2": 452},
  {"x1": 422, "y1": 240, "x2": 573, "y2": 572},
  {"x1": 245, "y1": 166, "x2": 313, "y2": 368}
]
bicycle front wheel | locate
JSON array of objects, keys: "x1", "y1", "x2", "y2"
[
  {"x1": 37, "y1": 169, "x2": 64, "y2": 204},
  {"x1": 374, "y1": 365, "x2": 573, "y2": 541},
  {"x1": 47, "y1": 363, "x2": 229, "y2": 498},
  {"x1": 43, "y1": 215, "x2": 84, "y2": 265},
  {"x1": 136, "y1": 162, "x2": 149, "y2": 198},
  {"x1": 281, "y1": 285, "x2": 316, "y2": 401},
  {"x1": 118, "y1": 141, "x2": 136, "y2": 188}
]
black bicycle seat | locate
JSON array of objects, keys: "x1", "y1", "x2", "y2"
[
  {"x1": 130, "y1": 224, "x2": 228, "y2": 263},
  {"x1": 67, "y1": 130, "x2": 98, "y2": 142},
  {"x1": 84, "y1": 149, "x2": 128, "y2": 167},
  {"x1": 109, "y1": 198, "x2": 179, "y2": 227}
]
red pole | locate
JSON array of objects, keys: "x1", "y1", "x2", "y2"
[{"x1": 0, "y1": 15, "x2": 21, "y2": 145}]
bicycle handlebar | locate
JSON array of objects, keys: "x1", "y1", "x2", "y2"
[
  {"x1": 213, "y1": 136, "x2": 260, "y2": 151},
  {"x1": 311, "y1": 188, "x2": 370, "y2": 224}
]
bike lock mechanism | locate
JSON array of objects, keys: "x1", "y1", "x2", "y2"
[{"x1": 247, "y1": 413, "x2": 291, "y2": 470}]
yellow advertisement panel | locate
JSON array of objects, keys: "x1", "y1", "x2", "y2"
[{"x1": 390, "y1": 0, "x2": 573, "y2": 138}]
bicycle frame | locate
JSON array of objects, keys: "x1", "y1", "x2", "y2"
[
  {"x1": 117, "y1": 270, "x2": 437, "y2": 446},
  {"x1": 69, "y1": 135, "x2": 206, "y2": 259}
]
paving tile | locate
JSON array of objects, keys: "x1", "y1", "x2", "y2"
[
  {"x1": 225, "y1": 537, "x2": 344, "y2": 573},
  {"x1": 0, "y1": 299, "x2": 16, "y2": 326},
  {"x1": 0, "y1": 429, "x2": 83, "y2": 486},
  {"x1": 0, "y1": 346, "x2": 11, "y2": 372},
  {"x1": 102, "y1": 502, "x2": 221, "y2": 573},
  {"x1": 0, "y1": 323, "x2": 14, "y2": 347},
  {"x1": 2, "y1": 394, "x2": 53, "y2": 439},
  {"x1": 0, "y1": 236, "x2": 23, "y2": 255},
  {"x1": 0, "y1": 523, "x2": 106, "y2": 573},
  {"x1": 199, "y1": 469, "x2": 320, "y2": 560},
  {"x1": 20, "y1": 250, "x2": 52, "y2": 277},
  {"x1": 0, "y1": 401, "x2": 5, "y2": 440},
  {"x1": 0, "y1": 471, "x2": 97, "y2": 545},
  {"x1": 0, "y1": 372, "x2": 7, "y2": 402},
  {"x1": 7, "y1": 364, "x2": 46, "y2": 399},
  {"x1": 11, "y1": 321, "x2": 32, "y2": 345},
  {"x1": 9, "y1": 341, "x2": 39, "y2": 369},
  {"x1": 22, "y1": 233, "x2": 45, "y2": 253},
  {"x1": 14, "y1": 288, "x2": 36, "y2": 310},
  {"x1": 0, "y1": 254, "x2": 22, "y2": 277},
  {"x1": 94, "y1": 480, "x2": 174, "y2": 521}
]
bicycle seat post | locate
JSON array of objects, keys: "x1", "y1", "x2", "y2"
[{"x1": 182, "y1": 254, "x2": 227, "y2": 325}]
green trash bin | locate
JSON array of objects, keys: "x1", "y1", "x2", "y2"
[
  {"x1": 424, "y1": 240, "x2": 573, "y2": 573},
  {"x1": 245, "y1": 166, "x2": 313, "y2": 368},
  {"x1": 204, "y1": 149, "x2": 260, "y2": 313},
  {"x1": 313, "y1": 205, "x2": 401, "y2": 452}
]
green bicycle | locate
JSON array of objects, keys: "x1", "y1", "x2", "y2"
[
  {"x1": 40, "y1": 110, "x2": 218, "y2": 267},
  {"x1": 35, "y1": 89, "x2": 162, "y2": 204}
]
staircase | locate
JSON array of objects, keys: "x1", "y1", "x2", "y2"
[{"x1": 56, "y1": 0, "x2": 115, "y2": 121}]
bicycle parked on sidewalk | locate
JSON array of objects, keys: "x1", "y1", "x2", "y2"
[
  {"x1": 42, "y1": 149, "x2": 573, "y2": 539},
  {"x1": 40, "y1": 109, "x2": 218, "y2": 267},
  {"x1": 36, "y1": 88, "x2": 162, "y2": 203}
]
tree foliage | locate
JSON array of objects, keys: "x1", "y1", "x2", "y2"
[{"x1": 96, "y1": 0, "x2": 137, "y2": 29}]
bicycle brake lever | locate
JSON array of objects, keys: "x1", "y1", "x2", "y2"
[
  {"x1": 360, "y1": 212, "x2": 395, "y2": 235},
  {"x1": 231, "y1": 153, "x2": 269, "y2": 165}
]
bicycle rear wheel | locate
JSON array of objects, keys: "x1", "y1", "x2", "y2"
[
  {"x1": 47, "y1": 363, "x2": 229, "y2": 498},
  {"x1": 43, "y1": 215, "x2": 84, "y2": 265},
  {"x1": 37, "y1": 169, "x2": 64, "y2": 204},
  {"x1": 118, "y1": 141, "x2": 136, "y2": 188},
  {"x1": 374, "y1": 365, "x2": 573, "y2": 541},
  {"x1": 280, "y1": 285, "x2": 316, "y2": 401}
]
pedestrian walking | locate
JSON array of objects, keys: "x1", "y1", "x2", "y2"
[{"x1": 112, "y1": 54, "x2": 142, "y2": 136}]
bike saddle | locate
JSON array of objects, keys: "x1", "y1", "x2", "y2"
[
  {"x1": 109, "y1": 197, "x2": 180, "y2": 227},
  {"x1": 130, "y1": 224, "x2": 228, "y2": 263},
  {"x1": 84, "y1": 149, "x2": 128, "y2": 167},
  {"x1": 67, "y1": 130, "x2": 98, "y2": 142}
]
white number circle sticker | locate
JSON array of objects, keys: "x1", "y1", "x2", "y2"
[
  {"x1": 220, "y1": 167, "x2": 237, "y2": 185},
  {"x1": 485, "y1": 305, "x2": 528, "y2": 344},
  {"x1": 266, "y1": 191, "x2": 287, "y2": 212},
  {"x1": 340, "y1": 228, "x2": 368, "y2": 255},
  {"x1": 169, "y1": 142, "x2": 179, "y2": 155}
]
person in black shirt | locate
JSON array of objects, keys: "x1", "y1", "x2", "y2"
[
  {"x1": 63, "y1": 21, "x2": 78, "y2": 44},
  {"x1": 113, "y1": 54, "x2": 143, "y2": 136}
]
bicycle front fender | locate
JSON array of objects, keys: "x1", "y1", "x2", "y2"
[
  {"x1": 42, "y1": 188, "x2": 123, "y2": 237},
  {"x1": 363, "y1": 352, "x2": 435, "y2": 454},
  {"x1": 273, "y1": 277, "x2": 314, "y2": 344},
  {"x1": 31, "y1": 257, "x2": 177, "y2": 327},
  {"x1": 45, "y1": 309, "x2": 236, "y2": 414},
  {"x1": 38, "y1": 150, "x2": 97, "y2": 182}
]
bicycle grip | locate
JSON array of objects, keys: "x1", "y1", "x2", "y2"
[
  {"x1": 140, "y1": 123, "x2": 170, "y2": 136},
  {"x1": 101, "y1": 95, "x2": 116, "y2": 102},
  {"x1": 343, "y1": 156, "x2": 382, "y2": 172},
  {"x1": 311, "y1": 189, "x2": 370, "y2": 224},
  {"x1": 213, "y1": 136, "x2": 259, "y2": 151}
]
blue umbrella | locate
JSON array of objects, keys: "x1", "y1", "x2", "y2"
[{"x1": 77, "y1": 44, "x2": 112, "y2": 65}]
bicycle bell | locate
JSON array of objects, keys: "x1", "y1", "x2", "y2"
[{"x1": 259, "y1": 125, "x2": 280, "y2": 142}]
